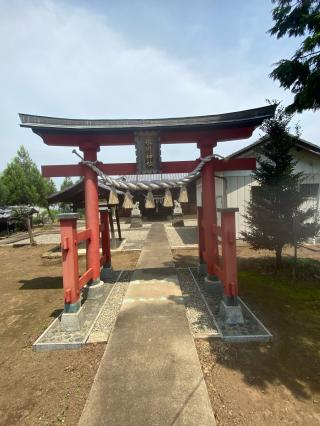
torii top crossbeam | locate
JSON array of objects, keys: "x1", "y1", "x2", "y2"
[
  {"x1": 19, "y1": 105, "x2": 275, "y2": 145},
  {"x1": 19, "y1": 105, "x2": 276, "y2": 177}
]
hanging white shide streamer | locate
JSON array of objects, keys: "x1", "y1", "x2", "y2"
[
  {"x1": 108, "y1": 187, "x2": 119, "y2": 205},
  {"x1": 163, "y1": 188, "x2": 173, "y2": 207},
  {"x1": 145, "y1": 190, "x2": 155, "y2": 208},
  {"x1": 122, "y1": 190, "x2": 134, "y2": 209}
]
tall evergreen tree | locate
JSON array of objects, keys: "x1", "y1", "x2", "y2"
[
  {"x1": 60, "y1": 177, "x2": 74, "y2": 191},
  {"x1": 1, "y1": 146, "x2": 56, "y2": 207},
  {"x1": 242, "y1": 107, "x2": 319, "y2": 268},
  {"x1": 0, "y1": 176, "x2": 8, "y2": 205}
]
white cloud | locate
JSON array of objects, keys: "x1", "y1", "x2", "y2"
[{"x1": 0, "y1": 0, "x2": 318, "y2": 183}]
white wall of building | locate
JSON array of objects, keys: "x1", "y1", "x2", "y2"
[{"x1": 219, "y1": 146, "x2": 320, "y2": 238}]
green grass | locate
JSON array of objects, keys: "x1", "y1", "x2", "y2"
[{"x1": 238, "y1": 256, "x2": 320, "y2": 335}]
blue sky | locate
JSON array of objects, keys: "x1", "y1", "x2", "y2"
[{"x1": 0, "y1": 0, "x2": 319, "y2": 184}]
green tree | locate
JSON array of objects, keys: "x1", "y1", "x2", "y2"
[
  {"x1": 242, "y1": 107, "x2": 319, "y2": 268},
  {"x1": 60, "y1": 177, "x2": 74, "y2": 191},
  {"x1": 1, "y1": 146, "x2": 56, "y2": 208},
  {"x1": 59, "y1": 177, "x2": 75, "y2": 213},
  {"x1": 269, "y1": 0, "x2": 320, "y2": 112},
  {"x1": 0, "y1": 176, "x2": 8, "y2": 205}
]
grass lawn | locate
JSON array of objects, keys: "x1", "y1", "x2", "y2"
[{"x1": 196, "y1": 254, "x2": 320, "y2": 425}]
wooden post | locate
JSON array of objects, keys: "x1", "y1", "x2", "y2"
[
  {"x1": 199, "y1": 143, "x2": 219, "y2": 281},
  {"x1": 219, "y1": 208, "x2": 239, "y2": 305},
  {"x1": 58, "y1": 213, "x2": 80, "y2": 312},
  {"x1": 197, "y1": 206, "x2": 206, "y2": 272},
  {"x1": 26, "y1": 216, "x2": 36, "y2": 246},
  {"x1": 115, "y1": 206, "x2": 122, "y2": 240},
  {"x1": 100, "y1": 207, "x2": 111, "y2": 268},
  {"x1": 81, "y1": 146, "x2": 101, "y2": 285}
]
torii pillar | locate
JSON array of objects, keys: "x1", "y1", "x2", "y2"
[
  {"x1": 198, "y1": 140, "x2": 220, "y2": 283},
  {"x1": 80, "y1": 144, "x2": 104, "y2": 295}
]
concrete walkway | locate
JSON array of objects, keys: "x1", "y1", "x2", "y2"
[{"x1": 79, "y1": 223, "x2": 215, "y2": 425}]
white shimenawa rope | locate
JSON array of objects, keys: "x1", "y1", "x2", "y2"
[{"x1": 72, "y1": 149, "x2": 224, "y2": 191}]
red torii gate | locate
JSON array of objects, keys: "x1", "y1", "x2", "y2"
[{"x1": 19, "y1": 105, "x2": 276, "y2": 322}]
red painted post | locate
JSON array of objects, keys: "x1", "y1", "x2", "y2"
[
  {"x1": 219, "y1": 208, "x2": 239, "y2": 305},
  {"x1": 197, "y1": 206, "x2": 206, "y2": 272},
  {"x1": 198, "y1": 143, "x2": 219, "y2": 281},
  {"x1": 81, "y1": 146, "x2": 101, "y2": 286},
  {"x1": 59, "y1": 213, "x2": 80, "y2": 312},
  {"x1": 100, "y1": 206, "x2": 113, "y2": 282},
  {"x1": 100, "y1": 207, "x2": 111, "y2": 267}
]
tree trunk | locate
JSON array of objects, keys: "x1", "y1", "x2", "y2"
[
  {"x1": 46, "y1": 206, "x2": 54, "y2": 223},
  {"x1": 26, "y1": 216, "x2": 36, "y2": 246},
  {"x1": 292, "y1": 243, "x2": 298, "y2": 281},
  {"x1": 275, "y1": 247, "x2": 282, "y2": 270}
]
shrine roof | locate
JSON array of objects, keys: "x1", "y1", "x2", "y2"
[
  {"x1": 47, "y1": 178, "x2": 123, "y2": 204},
  {"x1": 122, "y1": 173, "x2": 188, "y2": 182},
  {"x1": 19, "y1": 105, "x2": 276, "y2": 133}
]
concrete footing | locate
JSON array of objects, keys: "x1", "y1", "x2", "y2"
[
  {"x1": 219, "y1": 300, "x2": 244, "y2": 325},
  {"x1": 86, "y1": 280, "x2": 105, "y2": 300},
  {"x1": 203, "y1": 276, "x2": 223, "y2": 298},
  {"x1": 198, "y1": 262, "x2": 207, "y2": 275},
  {"x1": 60, "y1": 305, "x2": 85, "y2": 331},
  {"x1": 100, "y1": 265, "x2": 113, "y2": 282}
]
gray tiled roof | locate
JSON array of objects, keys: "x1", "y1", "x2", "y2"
[{"x1": 19, "y1": 105, "x2": 276, "y2": 132}]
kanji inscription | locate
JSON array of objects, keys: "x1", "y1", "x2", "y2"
[{"x1": 135, "y1": 131, "x2": 161, "y2": 174}]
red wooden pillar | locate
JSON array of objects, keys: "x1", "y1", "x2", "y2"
[
  {"x1": 100, "y1": 207, "x2": 111, "y2": 263},
  {"x1": 197, "y1": 206, "x2": 206, "y2": 272},
  {"x1": 81, "y1": 145, "x2": 101, "y2": 286},
  {"x1": 59, "y1": 213, "x2": 80, "y2": 313},
  {"x1": 100, "y1": 206, "x2": 113, "y2": 282},
  {"x1": 198, "y1": 142, "x2": 219, "y2": 281},
  {"x1": 219, "y1": 208, "x2": 239, "y2": 305}
]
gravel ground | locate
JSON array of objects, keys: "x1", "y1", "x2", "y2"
[
  {"x1": 176, "y1": 268, "x2": 219, "y2": 337},
  {"x1": 4, "y1": 221, "x2": 199, "y2": 249},
  {"x1": 34, "y1": 271, "x2": 122, "y2": 348},
  {"x1": 122, "y1": 228, "x2": 150, "y2": 249},
  {"x1": 88, "y1": 271, "x2": 132, "y2": 343},
  {"x1": 15, "y1": 233, "x2": 62, "y2": 245},
  {"x1": 165, "y1": 224, "x2": 198, "y2": 247},
  {"x1": 190, "y1": 268, "x2": 271, "y2": 340},
  {"x1": 11, "y1": 226, "x2": 152, "y2": 249}
]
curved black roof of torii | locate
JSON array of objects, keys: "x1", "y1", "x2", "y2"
[{"x1": 19, "y1": 105, "x2": 276, "y2": 133}]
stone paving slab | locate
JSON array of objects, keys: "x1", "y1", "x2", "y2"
[
  {"x1": 78, "y1": 224, "x2": 215, "y2": 425},
  {"x1": 87, "y1": 271, "x2": 131, "y2": 344}
]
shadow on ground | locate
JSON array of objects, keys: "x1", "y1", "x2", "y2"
[
  {"x1": 19, "y1": 276, "x2": 62, "y2": 290},
  {"x1": 172, "y1": 248, "x2": 320, "y2": 401},
  {"x1": 203, "y1": 257, "x2": 320, "y2": 401},
  {"x1": 172, "y1": 251, "x2": 199, "y2": 268},
  {"x1": 50, "y1": 308, "x2": 63, "y2": 318},
  {"x1": 172, "y1": 226, "x2": 198, "y2": 245}
]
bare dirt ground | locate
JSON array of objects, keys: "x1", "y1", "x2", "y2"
[
  {"x1": 173, "y1": 247, "x2": 320, "y2": 425},
  {"x1": 0, "y1": 245, "x2": 139, "y2": 426},
  {"x1": 1, "y1": 240, "x2": 319, "y2": 425}
]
